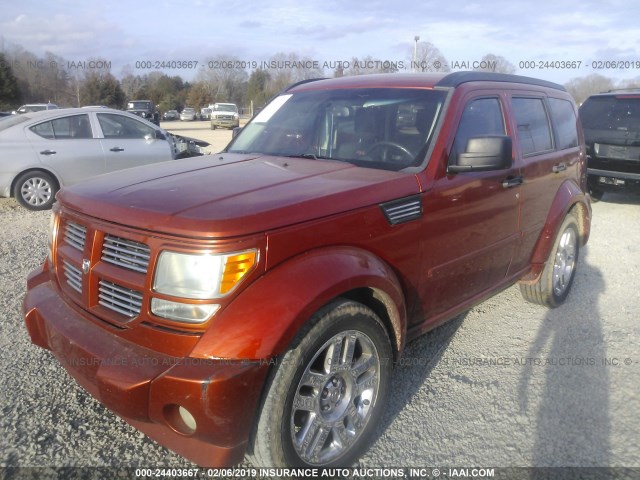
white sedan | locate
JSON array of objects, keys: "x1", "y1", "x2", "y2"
[{"x1": 0, "y1": 107, "x2": 208, "y2": 210}]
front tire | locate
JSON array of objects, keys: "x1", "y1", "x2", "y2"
[
  {"x1": 13, "y1": 171, "x2": 58, "y2": 211},
  {"x1": 249, "y1": 300, "x2": 392, "y2": 468},
  {"x1": 520, "y1": 212, "x2": 580, "y2": 307}
]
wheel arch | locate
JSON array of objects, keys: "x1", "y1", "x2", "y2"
[
  {"x1": 190, "y1": 246, "x2": 408, "y2": 361},
  {"x1": 10, "y1": 167, "x2": 61, "y2": 198},
  {"x1": 520, "y1": 179, "x2": 591, "y2": 283}
]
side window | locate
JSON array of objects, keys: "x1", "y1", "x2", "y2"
[
  {"x1": 97, "y1": 113, "x2": 156, "y2": 139},
  {"x1": 512, "y1": 98, "x2": 553, "y2": 156},
  {"x1": 30, "y1": 115, "x2": 92, "y2": 140},
  {"x1": 452, "y1": 98, "x2": 505, "y2": 156},
  {"x1": 548, "y1": 98, "x2": 579, "y2": 150}
]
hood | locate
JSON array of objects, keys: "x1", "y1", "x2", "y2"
[{"x1": 59, "y1": 154, "x2": 421, "y2": 238}]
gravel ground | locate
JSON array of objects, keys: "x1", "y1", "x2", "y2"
[{"x1": 1, "y1": 163, "x2": 639, "y2": 475}]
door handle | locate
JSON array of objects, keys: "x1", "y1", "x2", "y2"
[
  {"x1": 39, "y1": 150, "x2": 56, "y2": 155},
  {"x1": 552, "y1": 163, "x2": 567, "y2": 173},
  {"x1": 109, "y1": 147, "x2": 125, "y2": 152},
  {"x1": 502, "y1": 175, "x2": 524, "y2": 188}
]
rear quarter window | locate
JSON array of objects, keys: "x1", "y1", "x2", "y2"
[{"x1": 548, "y1": 98, "x2": 579, "y2": 150}]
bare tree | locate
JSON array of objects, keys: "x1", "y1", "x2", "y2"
[
  {"x1": 616, "y1": 77, "x2": 640, "y2": 90},
  {"x1": 474, "y1": 54, "x2": 516, "y2": 74},
  {"x1": 410, "y1": 41, "x2": 450, "y2": 72},
  {"x1": 565, "y1": 74, "x2": 615, "y2": 105},
  {"x1": 263, "y1": 52, "x2": 325, "y2": 92},
  {"x1": 196, "y1": 55, "x2": 248, "y2": 105},
  {"x1": 341, "y1": 55, "x2": 402, "y2": 76}
]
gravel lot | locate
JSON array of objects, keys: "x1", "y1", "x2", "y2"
[{"x1": 1, "y1": 125, "x2": 639, "y2": 475}]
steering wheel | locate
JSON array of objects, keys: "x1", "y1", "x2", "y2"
[{"x1": 365, "y1": 141, "x2": 413, "y2": 162}]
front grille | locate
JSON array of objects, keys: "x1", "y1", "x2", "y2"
[
  {"x1": 63, "y1": 260, "x2": 82, "y2": 293},
  {"x1": 102, "y1": 235, "x2": 150, "y2": 274},
  {"x1": 64, "y1": 222, "x2": 86, "y2": 251},
  {"x1": 98, "y1": 280, "x2": 143, "y2": 318}
]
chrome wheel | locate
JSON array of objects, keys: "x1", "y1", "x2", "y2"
[
  {"x1": 552, "y1": 226, "x2": 577, "y2": 297},
  {"x1": 290, "y1": 330, "x2": 380, "y2": 465}
]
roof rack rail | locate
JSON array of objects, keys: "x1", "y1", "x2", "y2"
[{"x1": 437, "y1": 71, "x2": 565, "y2": 91}]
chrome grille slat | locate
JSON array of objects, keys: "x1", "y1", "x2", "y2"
[
  {"x1": 63, "y1": 260, "x2": 82, "y2": 293},
  {"x1": 64, "y1": 222, "x2": 87, "y2": 251},
  {"x1": 102, "y1": 235, "x2": 150, "y2": 273},
  {"x1": 98, "y1": 280, "x2": 142, "y2": 318}
]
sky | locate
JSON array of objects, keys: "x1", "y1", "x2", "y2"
[{"x1": 1, "y1": 0, "x2": 639, "y2": 86}]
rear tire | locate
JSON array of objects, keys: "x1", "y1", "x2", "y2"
[
  {"x1": 13, "y1": 171, "x2": 58, "y2": 211},
  {"x1": 520, "y1": 212, "x2": 580, "y2": 307},
  {"x1": 249, "y1": 299, "x2": 392, "y2": 468}
]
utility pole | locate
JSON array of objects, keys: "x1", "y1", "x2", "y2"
[{"x1": 413, "y1": 35, "x2": 420, "y2": 71}]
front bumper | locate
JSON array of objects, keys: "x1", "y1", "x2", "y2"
[
  {"x1": 22, "y1": 266, "x2": 269, "y2": 467},
  {"x1": 211, "y1": 117, "x2": 239, "y2": 128}
]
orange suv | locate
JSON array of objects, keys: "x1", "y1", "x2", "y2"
[{"x1": 23, "y1": 72, "x2": 591, "y2": 468}]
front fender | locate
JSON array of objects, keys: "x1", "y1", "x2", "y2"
[
  {"x1": 520, "y1": 179, "x2": 591, "y2": 282},
  {"x1": 190, "y1": 246, "x2": 407, "y2": 360}
]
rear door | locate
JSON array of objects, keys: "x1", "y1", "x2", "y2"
[
  {"x1": 506, "y1": 95, "x2": 579, "y2": 275},
  {"x1": 96, "y1": 112, "x2": 173, "y2": 172}
]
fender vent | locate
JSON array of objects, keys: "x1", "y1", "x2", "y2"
[{"x1": 380, "y1": 195, "x2": 422, "y2": 225}]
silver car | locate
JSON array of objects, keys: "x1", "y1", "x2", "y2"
[
  {"x1": 180, "y1": 108, "x2": 196, "y2": 121},
  {"x1": 0, "y1": 107, "x2": 208, "y2": 210}
]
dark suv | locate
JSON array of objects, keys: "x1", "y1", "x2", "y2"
[
  {"x1": 126, "y1": 100, "x2": 160, "y2": 125},
  {"x1": 579, "y1": 90, "x2": 640, "y2": 200},
  {"x1": 24, "y1": 72, "x2": 591, "y2": 469}
]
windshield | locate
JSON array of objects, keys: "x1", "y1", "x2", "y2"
[
  {"x1": 128, "y1": 101, "x2": 151, "y2": 110},
  {"x1": 580, "y1": 96, "x2": 640, "y2": 131},
  {"x1": 19, "y1": 105, "x2": 48, "y2": 113},
  {"x1": 214, "y1": 104, "x2": 238, "y2": 112},
  {"x1": 226, "y1": 88, "x2": 446, "y2": 171}
]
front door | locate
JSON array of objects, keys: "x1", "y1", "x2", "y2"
[
  {"x1": 418, "y1": 95, "x2": 521, "y2": 321},
  {"x1": 96, "y1": 113, "x2": 172, "y2": 172}
]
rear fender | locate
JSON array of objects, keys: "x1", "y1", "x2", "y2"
[
  {"x1": 520, "y1": 180, "x2": 591, "y2": 283},
  {"x1": 191, "y1": 246, "x2": 407, "y2": 360}
]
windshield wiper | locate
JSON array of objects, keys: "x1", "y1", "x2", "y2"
[{"x1": 284, "y1": 153, "x2": 334, "y2": 160}]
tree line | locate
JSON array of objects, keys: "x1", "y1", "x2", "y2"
[{"x1": 1, "y1": 39, "x2": 637, "y2": 113}]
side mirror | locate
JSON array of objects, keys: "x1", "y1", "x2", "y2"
[
  {"x1": 448, "y1": 135, "x2": 512, "y2": 173},
  {"x1": 155, "y1": 130, "x2": 166, "y2": 140}
]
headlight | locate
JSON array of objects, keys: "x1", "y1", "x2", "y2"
[
  {"x1": 141, "y1": 112, "x2": 147, "y2": 118},
  {"x1": 151, "y1": 249, "x2": 258, "y2": 322}
]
